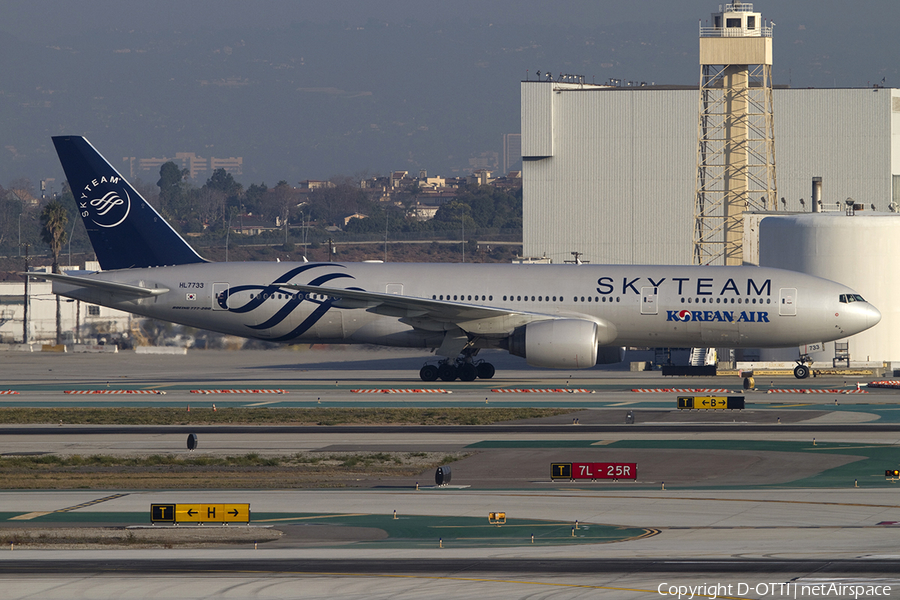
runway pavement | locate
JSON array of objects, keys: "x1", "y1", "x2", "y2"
[{"x1": 2, "y1": 347, "x2": 900, "y2": 598}]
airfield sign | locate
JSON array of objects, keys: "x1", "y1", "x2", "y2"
[
  {"x1": 551, "y1": 462, "x2": 637, "y2": 481},
  {"x1": 150, "y1": 503, "x2": 250, "y2": 524}
]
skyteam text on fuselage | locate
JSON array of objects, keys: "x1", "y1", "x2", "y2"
[{"x1": 40, "y1": 136, "x2": 881, "y2": 382}]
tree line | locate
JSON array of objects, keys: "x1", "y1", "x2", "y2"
[{"x1": 1, "y1": 165, "x2": 522, "y2": 257}]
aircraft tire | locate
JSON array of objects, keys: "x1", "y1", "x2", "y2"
[
  {"x1": 458, "y1": 363, "x2": 477, "y2": 382},
  {"x1": 793, "y1": 364, "x2": 810, "y2": 379},
  {"x1": 419, "y1": 364, "x2": 439, "y2": 382},
  {"x1": 476, "y1": 362, "x2": 495, "y2": 379},
  {"x1": 438, "y1": 364, "x2": 458, "y2": 382}
]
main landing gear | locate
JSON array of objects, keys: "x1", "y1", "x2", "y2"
[{"x1": 419, "y1": 356, "x2": 495, "y2": 382}]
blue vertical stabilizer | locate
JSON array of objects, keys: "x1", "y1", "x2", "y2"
[{"x1": 52, "y1": 136, "x2": 208, "y2": 270}]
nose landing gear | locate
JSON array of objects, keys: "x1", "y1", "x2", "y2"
[
  {"x1": 794, "y1": 351, "x2": 813, "y2": 379},
  {"x1": 793, "y1": 363, "x2": 811, "y2": 379}
]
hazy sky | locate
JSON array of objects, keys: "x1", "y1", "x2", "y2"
[
  {"x1": 6, "y1": 0, "x2": 894, "y2": 37},
  {"x1": 1, "y1": 1, "x2": 897, "y2": 187},
  {"x1": 2, "y1": 1, "x2": 748, "y2": 34}
]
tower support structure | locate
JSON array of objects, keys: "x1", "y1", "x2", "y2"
[{"x1": 695, "y1": 2, "x2": 777, "y2": 265}]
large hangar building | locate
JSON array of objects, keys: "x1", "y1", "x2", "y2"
[{"x1": 521, "y1": 82, "x2": 900, "y2": 266}]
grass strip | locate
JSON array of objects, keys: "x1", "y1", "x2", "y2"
[
  {"x1": 0, "y1": 451, "x2": 467, "y2": 490},
  {"x1": 0, "y1": 407, "x2": 573, "y2": 426}
]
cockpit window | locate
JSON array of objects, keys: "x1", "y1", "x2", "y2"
[{"x1": 839, "y1": 294, "x2": 866, "y2": 303}]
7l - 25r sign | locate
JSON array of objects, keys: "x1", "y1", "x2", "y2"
[{"x1": 551, "y1": 462, "x2": 637, "y2": 481}]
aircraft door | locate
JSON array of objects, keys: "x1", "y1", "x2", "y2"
[
  {"x1": 212, "y1": 282, "x2": 229, "y2": 310},
  {"x1": 385, "y1": 283, "x2": 403, "y2": 295},
  {"x1": 640, "y1": 287, "x2": 658, "y2": 315},
  {"x1": 779, "y1": 288, "x2": 797, "y2": 316}
]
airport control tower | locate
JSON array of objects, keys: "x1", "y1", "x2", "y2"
[{"x1": 694, "y1": 2, "x2": 777, "y2": 265}]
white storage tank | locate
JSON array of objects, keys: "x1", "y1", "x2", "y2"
[{"x1": 758, "y1": 212, "x2": 900, "y2": 363}]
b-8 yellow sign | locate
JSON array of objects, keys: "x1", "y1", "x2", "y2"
[
  {"x1": 677, "y1": 396, "x2": 745, "y2": 410},
  {"x1": 151, "y1": 503, "x2": 250, "y2": 524},
  {"x1": 694, "y1": 396, "x2": 729, "y2": 409}
]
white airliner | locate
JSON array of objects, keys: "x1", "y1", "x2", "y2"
[{"x1": 38, "y1": 136, "x2": 880, "y2": 381}]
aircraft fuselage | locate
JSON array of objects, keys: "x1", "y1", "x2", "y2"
[{"x1": 53, "y1": 261, "x2": 878, "y2": 350}]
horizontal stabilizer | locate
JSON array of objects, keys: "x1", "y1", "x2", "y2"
[{"x1": 24, "y1": 272, "x2": 169, "y2": 297}]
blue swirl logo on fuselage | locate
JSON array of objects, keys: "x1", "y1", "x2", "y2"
[{"x1": 216, "y1": 264, "x2": 357, "y2": 342}]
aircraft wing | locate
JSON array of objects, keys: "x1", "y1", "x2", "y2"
[
  {"x1": 24, "y1": 272, "x2": 170, "y2": 297},
  {"x1": 282, "y1": 283, "x2": 550, "y2": 335}
]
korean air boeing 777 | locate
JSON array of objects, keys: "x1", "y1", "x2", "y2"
[{"x1": 38, "y1": 136, "x2": 881, "y2": 381}]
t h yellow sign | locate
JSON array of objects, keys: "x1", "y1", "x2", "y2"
[{"x1": 150, "y1": 503, "x2": 250, "y2": 524}]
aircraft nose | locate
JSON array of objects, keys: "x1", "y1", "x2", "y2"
[
  {"x1": 864, "y1": 303, "x2": 882, "y2": 329},
  {"x1": 845, "y1": 301, "x2": 881, "y2": 335}
]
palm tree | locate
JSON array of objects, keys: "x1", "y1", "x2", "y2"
[{"x1": 40, "y1": 201, "x2": 69, "y2": 345}]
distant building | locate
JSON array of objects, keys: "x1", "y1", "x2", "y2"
[
  {"x1": 0, "y1": 264, "x2": 133, "y2": 344},
  {"x1": 490, "y1": 171, "x2": 522, "y2": 192},
  {"x1": 123, "y1": 152, "x2": 243, "y2": 181},
  {"x1": 299, "y1": 180, "x2": 334, "y2": 191},
  {"x1": 467, "y1": 169, "x2": 493, "y2": 186},
  {"x1": 390, "y1": 171, "x2": 410, "y2": 188},
  {"x1": 231, "y1": 215, "x2": 278, "y2": 235},
  {"x1": 4, "y1": 187, "x2": 39, "y2": 208},
  {"x1": 502, "y1": 133, "x2": 522, "y2": 173},
  {"x1": 417, "y1": 176, "x2": 446, "y2": 190},
  {"x1": 468, "y1": 151, "x2": 498, "y2": 171},
  {"x1": 409, "y1": 204, "x2": 439, "y2": 221}
]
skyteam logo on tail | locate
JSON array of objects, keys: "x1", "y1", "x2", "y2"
[{"x1": 78, "y1": 175, "x2": 131, "y2": 228}]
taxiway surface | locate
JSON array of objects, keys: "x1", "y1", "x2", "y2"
[{"x1": 2, "y1": 348, "x2": 900, "y2": 599}]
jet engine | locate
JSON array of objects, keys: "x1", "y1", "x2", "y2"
[{"x1": 507, "y1": 318, "x2": 618, "y2": 369}]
